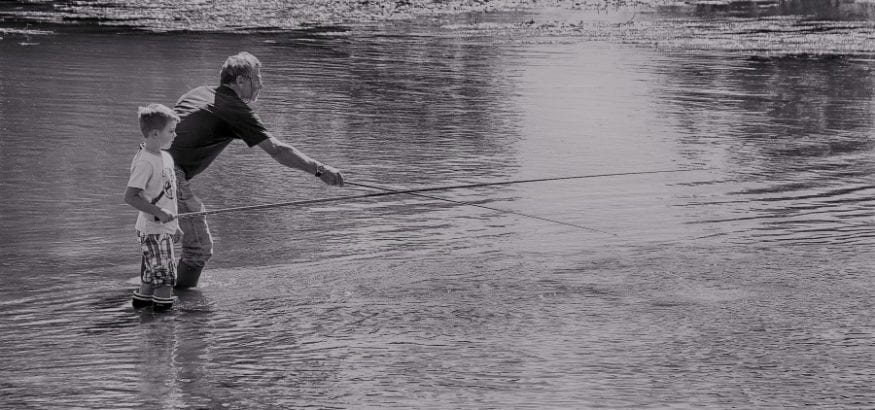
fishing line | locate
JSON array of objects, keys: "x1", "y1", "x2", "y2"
[
  {"x1": 345, "y1": 181, "x2": 618, "y2": 236},
  {"x1": 178, "y1": 168, "x2": 712, "y2": 219}
]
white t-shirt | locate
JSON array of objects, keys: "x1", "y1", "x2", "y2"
[{"x1": 127, "y1": 148, "x2": 179, "y2": 234}]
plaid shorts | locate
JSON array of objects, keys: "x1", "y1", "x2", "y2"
[{"x1": 138, "y1": 232, "x2": 176, "y2": 287}]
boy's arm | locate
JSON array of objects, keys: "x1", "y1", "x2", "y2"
[{"x1": 124, "y1": 186, "x2": 175, "y2": 223}]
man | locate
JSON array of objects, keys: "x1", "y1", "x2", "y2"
[{"x1": 168, "y1": 51, "x2": 344, "y2": 288}]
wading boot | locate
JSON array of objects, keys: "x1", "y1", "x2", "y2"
[
  {"x1": 132, "y1": 291, "x2": 153, "y2": 309},
  {"x1": 152, "y1": 295, "x2": 174, "y2": 312},
  {"x1": 175, "y1": 260, "x2": 203, "y2": 289}
]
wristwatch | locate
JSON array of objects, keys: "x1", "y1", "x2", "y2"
[{"x1": 314, "y1": 163, "x2": 325, "y2": 177}]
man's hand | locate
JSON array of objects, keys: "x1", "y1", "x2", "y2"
[
  {"x1": 173, "y1": 227, "x2": 184, "y2": 243},
  {"x1": 319, "y1": 165, "x2": 344, "y2": 186}
]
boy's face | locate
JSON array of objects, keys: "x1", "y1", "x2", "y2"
[{"x1": 155, "y1": 120, "x2": 177, "y2": 149}]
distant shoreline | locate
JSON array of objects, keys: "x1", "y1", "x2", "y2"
[
  {"x1": 0, "y1": 0, "x2": 652, "y2": 33},
  {"x1": 2, "y1": 0, "x2": 873, "y2": 35},
  {"x1": 2, "y1": 0, "x2": 874, "y2": 56}
]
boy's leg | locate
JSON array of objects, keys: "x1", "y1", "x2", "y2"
[
  {"x1": 132, "y1": 254, "x2": 154, "y2": 309},
  {"x1": 175, "y1": 167, "x2": 212, "y2": 289},
  {"x1": 140, "y1": 232, "x2": 177, "y2": 311}
]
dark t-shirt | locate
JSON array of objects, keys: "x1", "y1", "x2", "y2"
[{"x1": 168, "y1": 85, "x2": 271, "y2": 180}]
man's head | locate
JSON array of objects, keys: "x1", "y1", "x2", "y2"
[
  {"x1": 138, "y1": 103, "x2": 179, "y2": 149},
  {"x1": 220, "y1": 51, "x2": 263, "y2": 103}
]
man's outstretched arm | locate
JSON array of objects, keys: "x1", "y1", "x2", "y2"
[{"x1": 257, "y1": 136, "x2": 344, "y2": 186}]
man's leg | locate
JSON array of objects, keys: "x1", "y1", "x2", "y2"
[{"x1": 175, "y1": 168, "x2": 213, "y2": 289}]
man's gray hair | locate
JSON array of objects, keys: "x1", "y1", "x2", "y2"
[{"x1": 220, "y1": 52, "x2": 261, "y2": 85}]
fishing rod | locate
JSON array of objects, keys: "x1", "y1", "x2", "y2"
[
  {"x1": 345, "y1": 180, "x2": 618, "y2": 236},
  {"x1": 178, "y1": 168, "x2": 711, "y2": 219}
]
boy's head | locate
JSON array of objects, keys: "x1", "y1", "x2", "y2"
[{"x1": 138, "y1": 104, "x2": 179, "y2": 148}]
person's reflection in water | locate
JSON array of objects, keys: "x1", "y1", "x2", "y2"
[{"x1": 134, "y1": 289, "x2": 224, "y2": 408}]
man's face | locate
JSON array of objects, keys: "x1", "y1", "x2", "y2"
[{"x1": 241, "y1": 67, "x2": 263, "y2": 103}]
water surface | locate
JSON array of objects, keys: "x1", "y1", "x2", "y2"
[{"x1": 2, "y1": 8, "x2": 875, "y2": 409}]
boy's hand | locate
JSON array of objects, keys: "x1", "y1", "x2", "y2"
[
  {"x1": 155, "y1": 208, "x2": 176, "y2": 223},
  {"x1": 173, "y1": 228, "x2": 183, "y2": 243}
]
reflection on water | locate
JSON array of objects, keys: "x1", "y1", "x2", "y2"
[
  {"x1": 2, "y1": 8, "x2": 875, "y2": 409},
  {"x1": 654, "y1": 53, "x2": 875, "y2": 245}
]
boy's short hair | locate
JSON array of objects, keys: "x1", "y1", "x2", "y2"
[
  {"x1": 138, "y1": 104, "x2": 179, "y2": 137},
  {"x1": 220, "y1": 51, "x2": 261, "y2": 85}
]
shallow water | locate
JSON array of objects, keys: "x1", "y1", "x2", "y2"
[{"x1": 2, "y1": 7, "x2": 875, "y2": 409}]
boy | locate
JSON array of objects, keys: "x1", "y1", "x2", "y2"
[{"x1": 124, "y1": 104, "x2": 182, "y2": 311}]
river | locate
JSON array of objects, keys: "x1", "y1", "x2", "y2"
[{"x1": 1, "y1": 3, "x2": 875, "y2": 409}]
